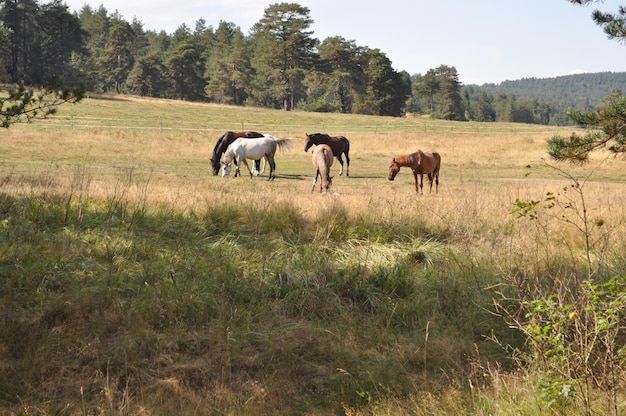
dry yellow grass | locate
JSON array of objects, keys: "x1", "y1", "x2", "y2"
[
  {"x1": 3, "y1": 105, "x2": 625, "y2": 235},
  {"x1": 4, "y1": 107, "x2": 625, "y2": 278}
]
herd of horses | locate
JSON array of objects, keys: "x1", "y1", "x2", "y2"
[{"x1": 210, "y1": 131, "x2": 440, "y2": 194}]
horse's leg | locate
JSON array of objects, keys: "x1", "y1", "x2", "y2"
[
  {"x1": 413, "y1": 170, "x2": 419, "y2": 193},
  {"x1": 252, "y1": 159, "x2": 260, "y2": 176},
  {"x1": 344, "y1": 151, "x2": 350, "y2": 176},
  {"x1": 260, "y1": 157, "x2": 266, "y2": 175},
  {"x1": 435, "y1": 172, "x2": 439, "y2": 193},
  {"x1": 311, "y1": 170, "x2": 319, "y2": 192},
  {"x1": 427, "y1": 173, "x2": 434, "y2": 193},
  {"x1": 336, "y1": 155, "x2": 344, "y2": 176},
  {"x1": 268, "y1": 156, "x2": 276, "y2": 181},
  {"x1": 241, "y1": 159, "x2": 254, "y2": 178},
  {"x1": 419, "y1": 174, "x2": 424, "y2": 194},
  {"x1": 234, "y1": 157, "x2": 241, "y2": 177}
]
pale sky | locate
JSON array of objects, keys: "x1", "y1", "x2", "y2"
[{"x1": 62, "y1": 0, "x2": 625, "y2": 85}]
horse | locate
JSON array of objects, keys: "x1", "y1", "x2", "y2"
[
  {"x1": 311, "y1": 144, "x2": 334, "y2": 193},
  {"x1": 304, "y1": 133, "x2": 350, "y2": 176},
  {"x1": 210, "y1": 131, "x2": 265, "y2": 176},
  {"x1": 387, "y1": 150, "x2": 441, "y2": 194},
  {"x1": 222, "y1": 134, "x2": 295, "y2": 180}
]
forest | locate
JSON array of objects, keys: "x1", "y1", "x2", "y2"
[{"x1": 0, "y1": 0, "x2": 624, "y2": 124}]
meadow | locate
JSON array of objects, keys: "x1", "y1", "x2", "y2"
[{"x1": 1, "y1": 94, "x2": 626, "y2": 415}]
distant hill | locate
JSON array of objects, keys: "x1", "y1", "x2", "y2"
[{"x1": 464, "y1": 71, "x2": 626, "y2": 112}]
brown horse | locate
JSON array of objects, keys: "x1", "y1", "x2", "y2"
[
  {"x1": 304, "y1": 133, "x2": 350, "y2": 176},
  {"x1": 210, "y1": 131, "x2": 264, "y2": 176},
  {"x1": 311, "y1": 144, "x2": 334, "y2": 193},
  {"x1": 387, "y1": 150, "x2": 441, "y2": 194}
]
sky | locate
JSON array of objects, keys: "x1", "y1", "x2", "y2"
[{"x1": 61, "y1": 0, "x2": 625, "y2": 85}]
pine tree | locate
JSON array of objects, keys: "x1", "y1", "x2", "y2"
[
  {"x1": 249, "y1": 3, "x2": 317, "y2": 111},
  {"x1": 549, "y1": 1, "x2": 626, "y2": 161}
]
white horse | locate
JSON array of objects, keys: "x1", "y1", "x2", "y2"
[
  {"x1": 311, "y1": 144, "x2": 333, "y2": 193},
  {"x1": 222, "y1": 134, "x2": 295, "y2": 180}
]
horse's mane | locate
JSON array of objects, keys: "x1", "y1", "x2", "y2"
[
  {"x1": 222, "y1": 146, "x2": 236, "y2": 164},
  {"x1": 308, "y1": 132, "x2": 330, "y2": 139},
  {"x1": 393, "y1": 152, "x2": 418, "y2": 167},
  {"x1": 211, "y1": 132, "x2": 228, "y2": 158}
]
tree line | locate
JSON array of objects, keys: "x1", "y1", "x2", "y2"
[{"x1": 0, "y1": 0, "x2": 621, "y2": 124}]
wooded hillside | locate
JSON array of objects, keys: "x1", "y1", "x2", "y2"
[
  {"x1": 464, "y1": 72, "x2": 626, "y2": 124},
  {"x1": 0, "y1": 0, "x2": 623, "y2": 125}
]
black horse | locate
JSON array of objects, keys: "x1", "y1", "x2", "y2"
[
  {"x1": 304, "y1": 133, "x2": 351, "y2": 176},
  {"x1": 210, "y1": 131, "x2": 264, "y2": 176}
]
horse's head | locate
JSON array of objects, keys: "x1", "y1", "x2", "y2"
[
  {"x1": 387, "y1": 158, "x2": 400, "y2": 181},
  {"x1": 304, "y1": 133, "x2": 315, "y2": 152},
  {"x1": 210, "y1": 158, "x2": 220, "y2": 176},
  {"x1": 324, "y1": 176, "x2": 333, "y2": 193},
  {"x1": 221, "y1": 152, "x2": 234, "y2": 177},
  {"x1": 221, "y1": 161, "x2": 232, "y2": 177}
]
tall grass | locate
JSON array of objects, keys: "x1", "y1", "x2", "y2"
[{"x1": 1, "y1": 96, "x2": 626, "y2": 414}]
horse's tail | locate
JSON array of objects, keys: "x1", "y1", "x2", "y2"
[
  {"x1": 274, "y1": 137, "x2": 296, "y2": 152},
  {"x1": 324, "y1": 148, "x2": 334, "y2": 176},
  {"x1": 315, "y1": 149, "x2": 328, "y2": 173},
  {"x1": 315, "y1": 148, "x2": 333, "y2": 188},
  {"x1": 339, "y1": 135, "x2": 350, "y2": 150},
  {"x1": 433, "y1": 152, "x2": 441, "y2": 177}
]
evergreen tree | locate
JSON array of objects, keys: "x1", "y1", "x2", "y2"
[
  {"x1": 0, "y1": 0, "x2": 84, "y2": 128},
  {"x1": 1, "y1": 0, "x2": 41, "y2": 83},
  {"x1": 250, "y1": 3, "x2": 317, "y2": 110},
  {"x1": 38, "y1": 0, "x2": 84, "y2": 87},
  {"x1": 434, "y1": 65, "x2": 465, "y2": 121},
  {"x1": 164, "y1": 24, "x2": 207, "y2": 101},
  {"x1": 570, "y1": 0, "x2": 626, "y2": 41},
  {"x1": 410, "y1": 65, "x2": 465, "y2": 120},
  {"x1": 412, "y1": 70, "x2": 439, "y2": 113},
  {"x1": 354, "y1": 48, "x2": 409, "y2": 116},
  {"x1": 549, "y1": 1, "x2": 626, "y2": 161},
  {"x1": 0, "y1": 22, "x2": 9, "y2": 81},
  {"x1": 474, "y1": 92, "x2": 496, "y2": 122},
  {"x1": 126, "y1": 51, "x2": 171, "y2": 97},
  {"x1": 205, "y1": 21, "x2": 253, "y2": 105},
  {"x1": 308, "y1": 36, "x2": 364, "y2": 113},
  {"x1": 75, "y1": 4, "x2": 113, "y2": 92},
  {"x1": 98, "y1": 21, "x2": 135, "y2": 93},
  {"x1": 548, "y1": 92, "x2": 626, "y2": 162}
]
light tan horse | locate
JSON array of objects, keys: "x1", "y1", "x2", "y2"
[
  {"x1": 311, "y1": 144, "x2": 334, "y2": 193},
  {"x1": 387, "y1": 150, "x2": 441, "y2": 194}
]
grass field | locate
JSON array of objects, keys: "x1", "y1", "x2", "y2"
[{"x1": 1, "y1": 94, "x2": 626, "y2": 415}]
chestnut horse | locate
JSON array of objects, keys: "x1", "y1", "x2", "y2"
[
  {"x1": 210, "y1": 131, "x2": 264, "y2": 176},
  {"x1": 304, "y1": 133, "x2": 350, "y2": 176},
  {"x1": 387, "y1": 150, "x2": 441, "y2": 194},
  {"x1": 311, "y1": 144, "x2": 334, "y2": 193}
]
